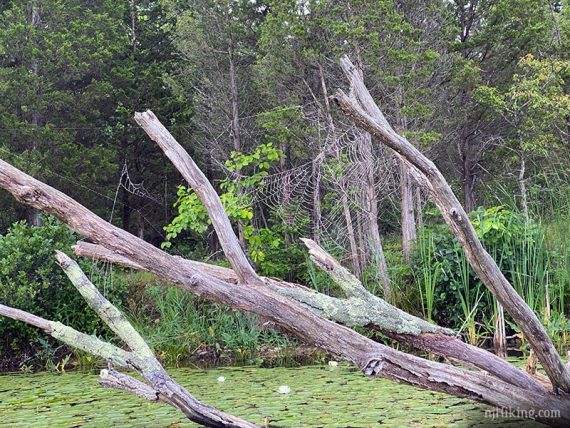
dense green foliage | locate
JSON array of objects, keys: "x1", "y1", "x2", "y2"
[
  {"x1": 413, "y1": 206, "x2": 569, "y2": 350},
  {"x1": 0, "y1": 216, "x2": 129, "y2": 370},
  {"x1": 130, "y1": 281, "x2": 297, "y2": 368}
]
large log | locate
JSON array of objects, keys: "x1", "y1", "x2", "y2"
[
  {"x1": 74, "y1": 239, "x2": 546, "y2": 394},
  {"x1": 130, "y1": 110, "x2": 545, "y2": 394}
]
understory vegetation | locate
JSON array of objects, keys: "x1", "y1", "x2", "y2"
[{"x1": 1, "y1": 199, "x2": 568, "y2": 372}]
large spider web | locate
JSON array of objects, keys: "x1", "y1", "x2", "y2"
[{"x1": 219, "y1": 120, "x2": 400, "y2": 251}]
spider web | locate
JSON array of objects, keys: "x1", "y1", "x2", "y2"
[{"x1": 221, "y1": 123, "x2": 399, "y2": 250}]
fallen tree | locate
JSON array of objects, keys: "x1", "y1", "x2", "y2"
[
  {"x1": 0, "y1": 57, "x2": 569, "y2": 426},
  {"x1": 0, "y1": 252, "x2": 256, "y2": 428}
]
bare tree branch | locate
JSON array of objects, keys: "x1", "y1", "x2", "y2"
[
  {"x1": 134, "y1": 110, "x2": 264, "y2": 287},
  {"x1": 1, "y1": 252, "x2": 258, "y2": 428},
  {"x1": 333, "y1": 55, "x2": 570, "y2": 394}
]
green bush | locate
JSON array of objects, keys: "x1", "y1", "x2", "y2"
[
  {"x1": 0, "y1": 215, "x2": 128, "y2": 370},
  {"x1": 413, "y1": 206, "x2": 558, "y2": 333}
]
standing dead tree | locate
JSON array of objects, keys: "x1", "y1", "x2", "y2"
[{"x1": 0, "y1": 57, "x2": 569, "y2": 426}]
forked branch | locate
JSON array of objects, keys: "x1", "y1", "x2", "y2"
[{"x1": 0, "y1": 252, "x2": 257, "y2": 428}]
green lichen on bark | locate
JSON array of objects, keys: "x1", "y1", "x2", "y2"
[
  {"x1": 49, "y1": 321, "x2": 134, "y2": 368},
  {"x1": 272, "y1": 240, "x2": 453, "y2": 336},
  {"x1": 56, "y1": 251, "x2": 155, "y2": 360}
]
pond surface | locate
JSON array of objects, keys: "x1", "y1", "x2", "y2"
[{"x1": 0, "y1": 365, "x2": 541, "y2": 427}]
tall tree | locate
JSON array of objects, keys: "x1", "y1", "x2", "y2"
[
  {"x1": 0, "y1": 0, "x2": 124, "y2": 224},
  {"x1": 166, "y1": 0, "x2": 265, "y2": 246}
]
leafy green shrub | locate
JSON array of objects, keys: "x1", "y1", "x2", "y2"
[
  {"x1": 0, "y1": 215, "x2": 128, "y2": 370},
  {"x1": 413, "y1": 206, "x2": 557, "y2": 333},
  {"x1": 162, "y1": 143, "x2": 312, "y2": 282}
]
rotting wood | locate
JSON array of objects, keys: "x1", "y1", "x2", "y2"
[{"x1": 73, "y1": 239, "x2": 547, "y2": 394}]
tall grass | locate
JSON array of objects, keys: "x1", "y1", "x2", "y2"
[
  {"x1": 416, "y1": 232, "x2": 439, "y2": 323},
  {"x1": 130, "y1": 283, "x2": 289, "y2": 367},
  {"x1": 410, "y1": 202, "x2": 570, "y2": 354},
  {"x1": 454, "y1": 246, "x2": 483, "y2": 346}
]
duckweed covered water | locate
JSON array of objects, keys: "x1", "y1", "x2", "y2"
[{"x1": 0, "y1": 365, "x2": 541, "y2": 427}]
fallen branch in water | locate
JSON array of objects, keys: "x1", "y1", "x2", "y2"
[{"x1": 0, "y1": 251, "x2": 257, "y2": 428}]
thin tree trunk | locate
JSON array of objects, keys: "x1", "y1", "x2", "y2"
[
  {"x1": 356, "y1": 197, "x2": 368, "y2": 268},
  {"x1": 400, "y1": 160, "x2": 416, "y2": 263},
  {"x1": 311, "y1": 157, "x2": 322, "y2": 245},
  {"x1": 228, "y1": 41, "x2": 245, "y2": 248},
  {"x1": 25, "y1": 1, "x2": 42, "y2": 227},
  {"x1": 462, "y1": 151, "x2": 476, "y2": 213},
  {"x1": 493, "y1": 301, "x2": 507, "y2": 358},
  {"x1": 394, "y1": 83, "x2": 416, "y2": 263},
  {"x1": 121, "y1": 186, "x2": 131, "y2": 232},
  {"x1": 415, "y1": 187, "x2": 423, "y2": 230},
  {"x1": 518, "y1": 153, "x2": 529, "y2": 222},
  {"x1": 341, "y1": 189, "x2": 361, "y2": 278},
  {"x1": 361, "y1": 133, "x2": 391, "y2": 299}
]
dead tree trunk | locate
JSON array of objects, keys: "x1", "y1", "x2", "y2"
[
  {"x1": 360, "y1": 133, "x2": 391, "y2": 299},
  {"x1": 333, "y1": 55, "x2": 570, "y2": 394},
  {"x1": 24, "y1": 0, "x2": 43, "y2": 227},
  {"x1": 518, "y1": 152, "x2": 529, "y2": 221},
  {"x1": 0, "y1": 253, "x2": 256, "y2": 428},
  {"x1": 400, "y1": 160, "x2": 416, "y2": 263},
  {"x1": 311, "y1": 156, "x2": 323, "y2": 245},
  {"x1": 340, "y1": 188, "x2": 362, "y2": 277}
]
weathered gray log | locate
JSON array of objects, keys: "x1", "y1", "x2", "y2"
[
  {"x1": 133, "y1": 111, "x2": 264, "y2": 288},
  {"x1": 73, "y1": 239, "x2": 546, "y2": 394},
  {"x1": 333, "y1": 55, "x2": 570, "y2": 394},
  {"x1": 1, "y1": 141, "x2": 569, "y2": 425},
  {"x1": 0, "y1": 252, "x2": 258, "y2": 428},
  {"x1": 127, "y1": 111, "x2": 546, "y2": 394}
]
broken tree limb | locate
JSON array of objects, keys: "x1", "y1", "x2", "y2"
[
  {"x1": 1, "y1": 145, "x2": 568, "y2": 424},
  {"x1": 134, "y1": 110, "x2": 264, "y2": 288},
  {"x1": 73, "y1": 239, "x2": 546, "y2": 394},
  {"x1": 333, "y1": 55, "x2": 570, "y2": 394},
  {"x1": 1, "y1": 252, "x2": 258, "y2": 428},
  {"x1": 295, "y1": 239, "x2": 545, "y2": 393},
  {"x1": 72, "y1": 240, "x2": 310, "y2": 291}
]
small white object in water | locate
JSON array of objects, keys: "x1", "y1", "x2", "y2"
[
  {"x1": 328, "y1": 361, "x2": 339, "y2": 367},
  {"x1": 217, "y1": 376, "x2": 226, "y2": 382},
  {"x1": 278, "y1": 385, "x2": 291, "y2": 394}
]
